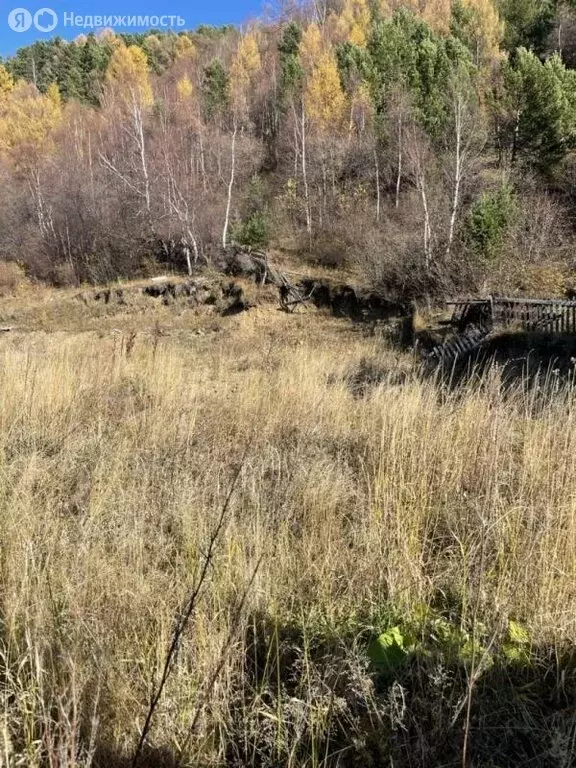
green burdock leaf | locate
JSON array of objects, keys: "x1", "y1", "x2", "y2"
[
  {"x1": 459, "y1": 638, "x2": 494, "y2": 671},
  {"x1": 503, "y1": 621, "x2": 531, "y2": 665},
  {"x1": 368, "y1": 626, "x2": 408, "y2": 673},
  {"x1": 508, "y1": 621, "x2": 530, "y2": 646}
]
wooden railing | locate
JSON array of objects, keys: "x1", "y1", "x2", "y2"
[
  {"x1": 446, "y1": 297, "x2": 576, "y2": 334},
  {"x1": 424, "y1": 296, "x2": 576, "y2": 368}
]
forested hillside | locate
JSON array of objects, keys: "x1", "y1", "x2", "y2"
[{"x1": 2, "y1": 0, "x2": 576, "y2": 296}]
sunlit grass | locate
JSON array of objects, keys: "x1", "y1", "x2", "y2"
[{"x1": 1, "y1": 322, "x2": 575, "y2": 765}]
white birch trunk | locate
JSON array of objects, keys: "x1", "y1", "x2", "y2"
[
  {"x1": 222, "y1": 122, "x2": 237, "y2": 249},
  {"x1": 395, "y1": 114, "x2": 403, "y2": 209},
  {"x1": 301, "y1": 99, "x2": 312, "y2": 242},
  {"x1": 133, "y1": 98, "x2": 150, "y2": 215},
  {"x1": 199, "y1": 129, "x2": 208, "y2": 192},
  {"x1": 446, "y1": 94, "x2": 463, "y2": 260},
  {"x1": 417, "y1": 168, "x2": 432, "y2": 271}
]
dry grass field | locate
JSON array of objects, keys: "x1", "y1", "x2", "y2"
[{"x1": 1, "y1": 286, "x2": 576, "y2": 767}]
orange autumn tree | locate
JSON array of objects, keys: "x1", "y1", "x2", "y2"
[
  {"x1": 460, "y1": 0, "x2": 503, "y2": 65},
  {"x1": 335, "y1": 0, "x2": 371, "y2": 46},
  {"x1": 105, "y1": 43, "x2": 153, "y2": 108},
  {"x1": 304, "y1": 47, "x2": 347, "y2": 134},
  {"x1": 222, "y1": 30, "x2": 262, "y2": 248},
  {"x1": 0, "y1": 78, "x2": 62, "y2": 248},
  {"x1": 171, "y1": 55, "x2": 206, "y2": 268},
  {"x1": 174, "y1": 35, "x2": 197, "y2": 62},
  {"x1": 0, "y1": 65, "x2": 14, "y2": 102},
  {"x1": 0, "y1": 80, "x2": 62, "y2": 163},
  {"x1": 101, "y1": 43, "x2": 154, "y2": 219},
  {"x1": 298, "y1": 23, "x2": 347, "y2": 238},
  {"x1": 379, "y1": 0, "x2": 452, "y2": 34}
]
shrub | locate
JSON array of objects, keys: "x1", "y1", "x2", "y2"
[
  {"x1": 0, "y1": 259, "x2": 25, "y2": 294},
  {"x1": 231, "y1": 211, "x2": 270, "y2": 250},
  {"x1": 231, "y1": 174, "x2": 271, "y2": 250},
  {"x1": 465, "y1": 183, "x2": 518, "y2": 262}
]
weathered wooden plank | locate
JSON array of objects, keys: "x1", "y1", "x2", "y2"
[
  {"x1": 498, "y1": 297, "x2": 576, "y2": 308},
  {"x1": 447, "y1": 296, "x2": 576, "y2": 335}
]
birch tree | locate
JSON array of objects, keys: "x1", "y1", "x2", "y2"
[
  {"x1": 0, "y1": 79, "x2": 63, "y2": 261},
  {"x1": 222, "y1": 31, "x2": 262, "y2": 249},
  {"x1": 461, "y1": 0, "x2": 502, "y2": 64},
  {"x1": 100, "y1": 44, "x2": 154, "y2": 222},
  {"x1": 444, "y1": 64, "x2": 483, "y2": 259},
  {"x1": 405, "y1": 121, "x2": 436, "y2": 271},
  {"x1": 297, "y1": 24, "x2": 347, "y2": 238},
  {"x1": 168, "y1": 74, "x2": 202, "y2": 271},
  {"x1": 297, "y1": 24, "x2": 323, "y2": 239}
]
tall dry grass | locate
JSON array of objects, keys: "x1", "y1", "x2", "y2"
[{"x1": 1, "y1": 325, "x2": 576, "y2": 766}]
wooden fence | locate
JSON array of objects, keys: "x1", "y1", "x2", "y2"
[
  {"x1": 424, "y1": 296, "x2": 576, "y2": 367},
  {"x1": 447, "y1": 297, "x2": 576, "y2": 334}
]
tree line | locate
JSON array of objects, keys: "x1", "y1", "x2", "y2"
[{"x1": 1, "y1": 0, "x2": 576, "y2": 295}]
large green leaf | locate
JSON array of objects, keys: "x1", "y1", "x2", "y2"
[
  {"x1": 367, "y1": 626, "x2": 408, "y2": 674},
  {"x1": 503, "y1": 620, "x2": 531, "y2": 665}
]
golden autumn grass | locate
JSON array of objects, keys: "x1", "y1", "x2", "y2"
[{"x1": 1, "y1": 298, "x2": 576, "y2": 766}]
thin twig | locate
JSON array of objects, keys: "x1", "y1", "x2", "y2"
[
  {"x1": 131, "y1": 457, "x2": 247, "y2": 768},
  {"x1": 175, "y1": 552, "x2": 264, "y2": 766},
  {"x1": 461, "y1": 519, "x2": 488, "y2": 768}
]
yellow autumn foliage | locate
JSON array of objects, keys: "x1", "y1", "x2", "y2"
[
  {"x1": 176, "y1": 74, "x2": 194, "y2": 102},
  {"x1": 300, "y1": 23, "x2": 347, "y2": 133},
  {"x1": 231, "y1": 31, "x2": 262, "y2": 117},
  {"x1": 0, "y1": 65, "x2": 14, "y2": 101},
  {"x1": 234, "y1": 32, "x2": 261, "y2": 78},
  {"x1": 462, "y1": 0, "x2": 502, "y2": 62},
  {"x1": 0, "y1": 80, "x2": 62, "y2": 156},
  {"x1": 174, "y1": 35, "x2": 197, "y2": 61},
  {"x1": 46, "y1": 82, "x2": 62, "y2": 109},
  {"x1": 379, "y1": 0, "x2": 501, "y2": 53},
  {"x1": 336, "y1": 0, "x2": 371, "y2": 46},
  {"x1": 300, "y1": 23, "x2": 323, "y2": 73},
  {"x1": 305, "y1": 49, "x2": 347, "y2": 133},
  {"x1": 379, "y1": 0, "x2": 452, "y2": 34},
  {"x1": 106, "y1": 44, "x2": 153, "y2": 107},
  {"x1": 350, "y1": 80, "x2": 374, "y2": 132}
]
